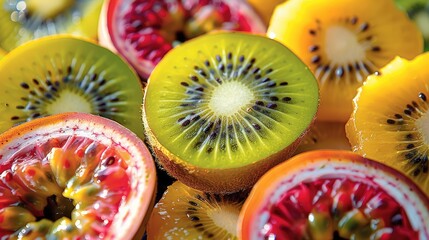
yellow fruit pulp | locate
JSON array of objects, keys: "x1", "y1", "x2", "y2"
[
  {"x1": 26, "y1": 0, "x2": 74, "y2": 19},
  {"x1": 247, "y1": 0, "x2": 285, "y2": 24},
  {"x1": 268, "y1": 0, "x2": 423, "y2": 122},
  {"x1": 346, "y1": 53, "x2": 429, "y2": 196}
]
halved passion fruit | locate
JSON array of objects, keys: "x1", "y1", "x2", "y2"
[
  {"x1": 238, "y1": 150, "x2": 429, "y2": 240},
  {"x1": 0, "y1": 112, "x2": 156, "y2": 239},
  {"x1": 99, "y1": 0, "x2": 266, "y2": 79}
]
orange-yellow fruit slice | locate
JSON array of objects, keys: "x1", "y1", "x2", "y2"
[
  {"x1": 346, "y1": 53, "x2": 429, "y2": 196},
  {"x1": 268, "y1": 0, "x2": 423, "y2": 122}
]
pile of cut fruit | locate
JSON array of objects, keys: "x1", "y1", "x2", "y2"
[{"x1": 0, "y1": 0, "x2": 429, "y2": 239}]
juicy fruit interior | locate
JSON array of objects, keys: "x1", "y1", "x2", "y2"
[
  {"x1": 144, "y1": 32, "x2": 319, "y2": 169},
  {"x1": 0, "y1": 36, "x2": 145, "y2": 138},
  {"x1": 263, "y1": 178, "x2": 417, "y2": 239},
  {"x1": 147, "y1": 181, "x2": 243, "y2": 239},
  {"x1": 267, "y1": 0, "x2": 423, "y2": 122},
  {"x1": 346, "y1": 54, "x2": 429, "y2": 195},
  {"x1": 110, "y1": 0, "x2": 265, "y2": 77},
  {"x1": 0, "y1": 0, "x2": 103, "y2": 51},
  {"x1": 0, "y1": 136, "x2": 131, "y2": 239}
]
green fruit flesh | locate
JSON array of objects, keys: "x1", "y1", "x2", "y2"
[
  {"x1": 144, "y1": 32, "x2": 319, "y2": 169},
  {"x1": 0, "y1": 0, "x2": 103, "y2": 51},
  {"x1": 0, "y1": 36, "x2": 145, "y2": 138}
]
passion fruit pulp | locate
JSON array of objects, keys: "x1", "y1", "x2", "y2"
[
  {"x1": 238, "y1": 150, "x2": 429, "y2": 240},
  {"x1": 0, "y1": 112, "x2": 156, "y2": 239},
  {"x1": 99, "y1": 0, "x2": 266, "y2": 79}
]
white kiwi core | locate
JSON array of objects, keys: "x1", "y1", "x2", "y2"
[
  {"x1": 325, "y1": 26, "x2": 366, "y2": 65},
  {"x1": 209, "y1": 81, "x2": 254, "y2": 116},
  {"x1": 416, "y1": 111, "x2": 429, "y2": 145},
  {"x1": 209, "y1": 204, "x2": 241, "y2": 236},
  {"x1": 46, "y1": 90, "x2": 92, "y2": 114}
]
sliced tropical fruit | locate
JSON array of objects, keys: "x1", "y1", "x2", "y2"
[
  {"x1": 238, "y1": 150, "x2": 429, "y2": 239},
  {"x1": 346, "y1": 53, "x2": 429, "y2": 196},
  {"x1": 267, "y1": 0, "x2": 423, "y2": 122},
  {"x1": 0, "y1": 112, "x2": 156, "y2": 239}
]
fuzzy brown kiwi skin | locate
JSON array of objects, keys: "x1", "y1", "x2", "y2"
[{"x1": 143, "y1": 110, "x2": 311, "y2": 193}]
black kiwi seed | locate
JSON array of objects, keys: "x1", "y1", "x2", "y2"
[{"x1": 170, "y1": 51, "x2": 294, "y2": 154}]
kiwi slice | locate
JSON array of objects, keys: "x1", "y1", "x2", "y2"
[
  {"x1": 0, "y1": 0, "x2": 103, "y2": 51},
  {"x1": 267, "y1": 0, "x2": 423, "y2": 122},
  {"x1": 143, "y1": 32, "x2": 319, "y2": 193},
  {"x1": 146, "y1": 181, "x2": 245, "y2": 239},
  {"x1": 0, "y1": 35, "x2": 145, "y2": 138},
  {"x1": 396, "y1": 0, "x2": 429, "y2": 52},
  {"x1": 346, "y1": 53, "x2": 429, "y2": 196},
  {"x1": 294, "y1": 121, "x2": 351, "y2": 155}
]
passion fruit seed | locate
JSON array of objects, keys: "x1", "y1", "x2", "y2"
[
  {"x1": 262, "y1": 178, "x2": 418, "y2": 239},
  {"x1": 0, "y1": 136, "x2": 131, "y2": 238}
]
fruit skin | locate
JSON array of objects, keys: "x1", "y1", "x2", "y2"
[
  {"x1": 346, "y1": 53, "x2": 429, "y2": 196},
  {"x1": 0, "y1": 112, "x2": 157, "y2": 239},
  {"x1": 141, "y1": 31, "x2": 318, "y2": 193},
  {"x1": 99, "y1": 0, "x2": 267, "y2": 79},
  {"x1": 238, "y1": 150, "x2": 429, "y2": 239},
  {"x1": 0, "y1": 48, "x2": 5, "y2": 60},
  {"x1": 267, "y1": 0, "x2": 423, "y2": 123}
]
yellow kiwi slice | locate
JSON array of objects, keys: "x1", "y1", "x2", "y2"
[
  {"x1": 143, "y1": 32, "x2": 319, "y2": 193},
  {"x1": 268, "y1": 0, "x2": 423, "y2": 122},
  {"x1": 346, "y1": 53, "x2": 429, "y2": 196},
  {"x1": 0, "y1": 0, "x2": 103, "y2": 51},
  {"x1": 147, "y1": 181, "x2": 244, "y2": 239}
]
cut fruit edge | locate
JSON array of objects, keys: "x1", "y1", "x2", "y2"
[
  {"x1": 238, "y1": 150, "x2": 429, "y2": 239},
  {"x1": 0, "y1": 112, "x2": 157, "y2": 239}
]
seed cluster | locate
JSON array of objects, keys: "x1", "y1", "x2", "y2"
[
  {"x1": 385, "y1": 92, "x2": 429, "y2": 176},
  {"x1": 169, "y1": 52, "x2": 294, "y2": 154},
  {"x1": 4, "y1": 0, "x2": 86, "y2": 38},
  {"x1": 11, "y1": 62, "x2": 122, "y2": 125},
  {"x1": 308, "y1": 17, "x2": 380, "y2": 83}
]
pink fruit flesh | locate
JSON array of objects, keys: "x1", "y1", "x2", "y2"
[
  {"x1": 103, "y1": 0, "x2": 266, "y2": 78},
  {"x1": 262, "y1": 178, "x2": 418, "y2": 240},
  {"x1": 0, "y1": 136, "x2": 131, "y2": 238}
]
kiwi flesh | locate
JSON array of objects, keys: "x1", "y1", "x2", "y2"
[
  {"x1": 267, "y1": 0, "x2": 423, "y2": 122},
  {"x1": 346, "y1": 53, "x2": 429, "y2": 196},
  {"x1": 0, "y1": 0, "x2": 103, "y2": 51},
  {"x1": 0, "y1": 35, "x2": 145, "y2": 139},
  {"x1": 143, "y1": 31, "x2": 319, "y2": 193},
  {"x1": 294, "y1": 121, "x2": 351, "y2": 155},
  {"x1": 146, "y1": 181, "x2": 245, "y2": 240}
]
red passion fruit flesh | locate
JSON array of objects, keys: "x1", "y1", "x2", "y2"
[
  {"x1": 238, "y1": 150, "x2": 429, "y2": 240},
  {"x1": 99, "y1": 0, "x2": 266, "y2": 79},
  {"x1": 0, "y1": 112, "x2": 156, "y2": 239}
]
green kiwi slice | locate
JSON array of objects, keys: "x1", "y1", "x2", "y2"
[
  {"x1": 143, "y1": 32, "x2": 319, "y2": 192},
  {"x1": 0, "y1": 35, "x2": 145, "y2": 138},
  {"x1": 0, "y1": 0, "x2": 103, "y2": 51}
]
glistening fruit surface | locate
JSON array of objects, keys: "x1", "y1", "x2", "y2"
[
  {"x1": 143, "y1": 32, "x2": 318, "y2": 169},
  {"x1": 267, "y1": 0, "x2": 423, "y2": 122},
  {"x1": 0, "y1": 35, "x2": 145, "y2": 138},
  {"x1": 346, "y1": 53, "x2": 429, "y2": 196},
  {"x1": 0, "y1": 112, "x2": 156, "y2": 239},
  {"x1": 238, "y1": 150, "x2": 429, "y2": 240}
]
